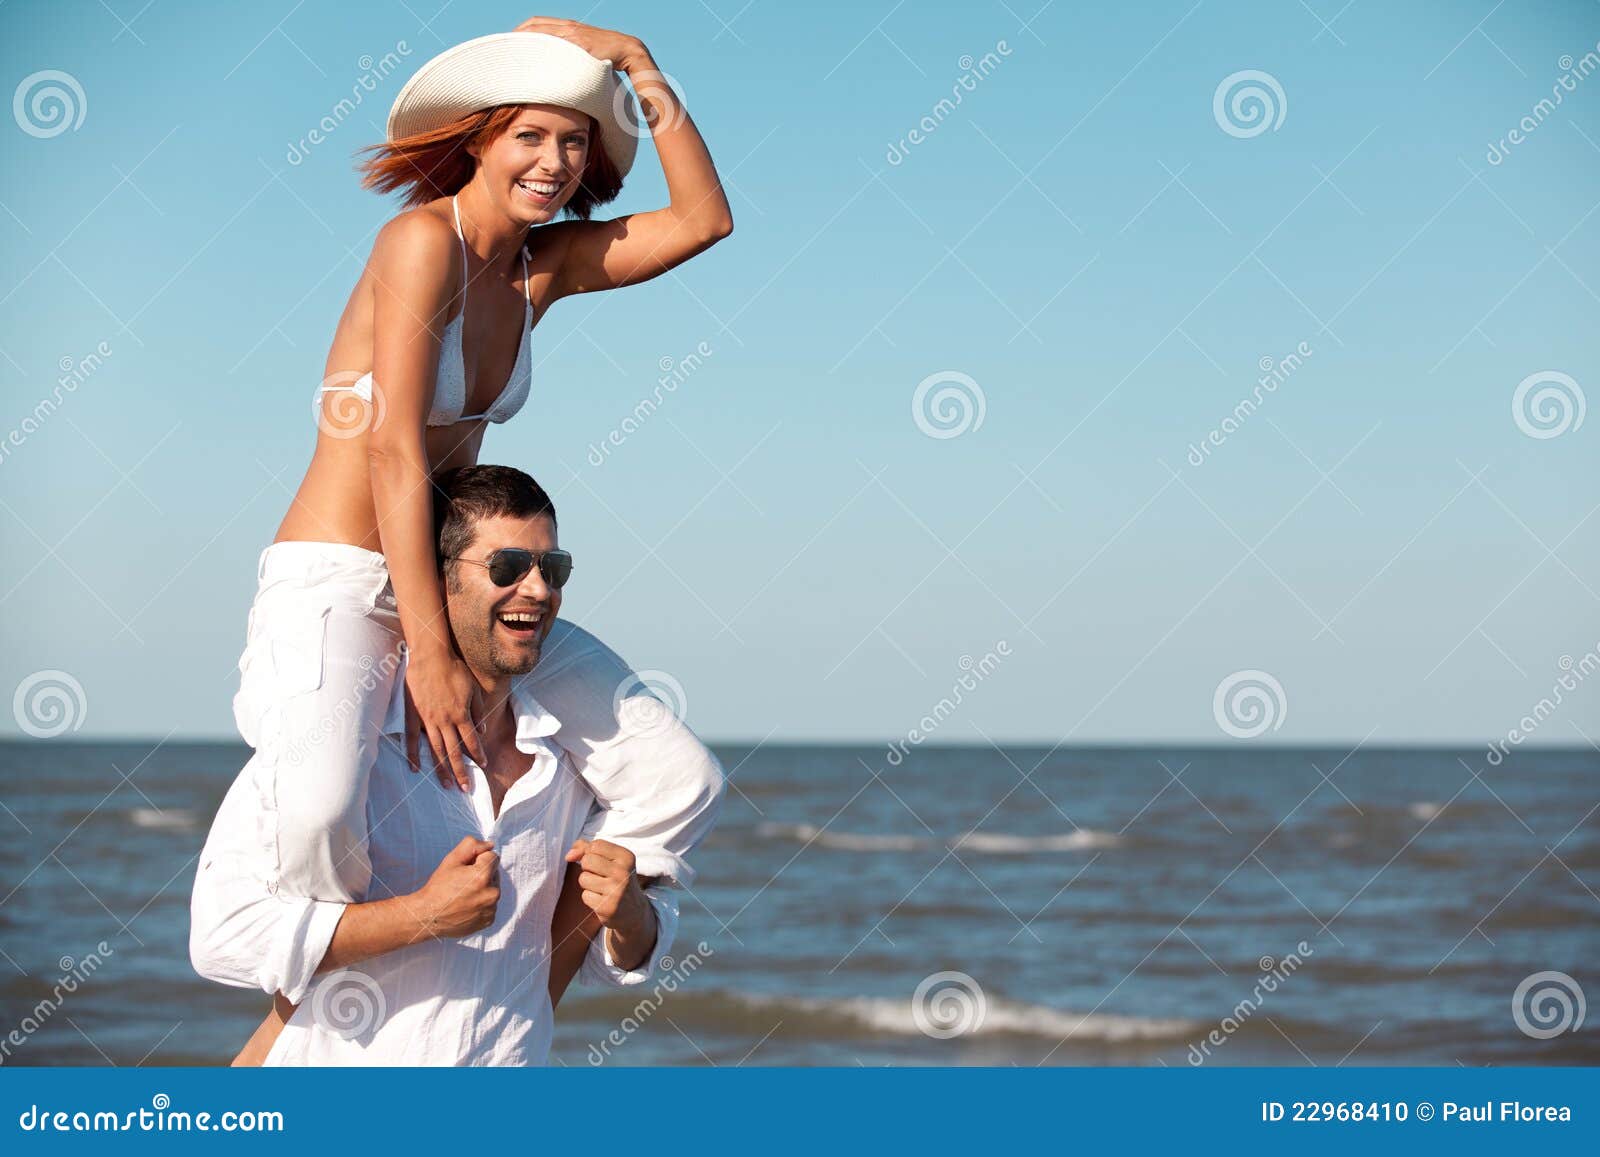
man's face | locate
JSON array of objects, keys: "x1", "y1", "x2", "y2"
[{"x1": 444, "y1": 512, "x2": 562, "y2": 679}]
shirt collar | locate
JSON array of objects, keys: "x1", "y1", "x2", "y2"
[{"x1": 382, "y1": 655, "x2": 562, "y2": 748}]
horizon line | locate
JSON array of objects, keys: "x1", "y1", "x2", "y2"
[{"x1": 0, "y1": 734, "x2": 1593, "y2": 754}]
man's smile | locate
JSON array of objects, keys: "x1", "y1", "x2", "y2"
[{"x1": 495, "y1": 608, "x2": 544, "y2": 637}]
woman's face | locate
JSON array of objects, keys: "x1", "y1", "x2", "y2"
[{"x1": 475, "y1": 104, "x2": 592, "y2": 223}]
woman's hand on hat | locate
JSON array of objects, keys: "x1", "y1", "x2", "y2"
[{"x1": 512, "y1": 16, "x2": 645, "y2": 72}]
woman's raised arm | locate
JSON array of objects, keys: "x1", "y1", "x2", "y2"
[{"x1": 515, "y1": 18, "x2": 734, "y2": 299}]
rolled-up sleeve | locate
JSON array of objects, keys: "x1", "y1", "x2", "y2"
[
  {"x1": 188, "y1": 768, "x2": 346, "y2": 1005},
  {"x1": 530, "y1": 621, "x2": 725, "y2": 887},
  {"x1": 576, "y1": 886, "x2": 680, "y2": 988}
]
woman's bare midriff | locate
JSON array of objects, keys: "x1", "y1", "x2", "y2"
[{"x1": 273, "y1": 420, "x2": 488, "y2": 550}]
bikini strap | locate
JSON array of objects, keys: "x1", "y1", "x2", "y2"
[{"x1": 451, "y1": 195, "x2": 469, "y2": 302}]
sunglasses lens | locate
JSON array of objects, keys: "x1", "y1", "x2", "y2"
[
  {"x1": 487, "y1": 550, "x2": 534, "y2": 587},
  {"x1": 539, "y1": 551, "x2": 573, "y2": 590}
]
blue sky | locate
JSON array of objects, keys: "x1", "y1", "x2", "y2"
[{"x1": 2, "y1": 0, "x2": 1597, "y2": 744}]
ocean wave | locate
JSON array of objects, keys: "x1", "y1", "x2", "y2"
[
  {"x1": 951, "y1": 829, "x2": 1122, "y2": 853},
  {"x1": 754, "y1": 822, "x2": 1121, "y2": 854},
  {"x1": 573, "y1": 986, "x2": 1201, "y2": 1044},
  {"x1": 1386, "y1": 799, "x2": 1490, "y2": 823},
  {"x1": 756, "y1": 992, "x2": 1197, "y2": 1042},
  {"x1": 754, "y1": 823, "x2": 925, "y2": 852},
  {"x1": 126, "y1": 807, "x2": 200, "y2": 831}
]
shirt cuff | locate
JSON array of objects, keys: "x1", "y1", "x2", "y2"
[
  {"x1": 576, "y1": 812, "x2": 697, "y2": 888},
  {"x1": 275, "y1": 895, "x2": 347, "y2": 1005},
  {"x1": 578, "y1": 887, "x2": 679, "y2": 988}
]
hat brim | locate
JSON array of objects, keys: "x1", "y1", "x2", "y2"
[{"x1": 386, "y1": 32, "x2": 639, "y2": 178}]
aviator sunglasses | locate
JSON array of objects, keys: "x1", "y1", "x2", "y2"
[{"x1": 446, "y1": 548, "x2": 574, "y2": 590}]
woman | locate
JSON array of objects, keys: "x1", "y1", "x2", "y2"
[{"x1": 226, "y1": 18, "x2": 731, "y2": 1060}]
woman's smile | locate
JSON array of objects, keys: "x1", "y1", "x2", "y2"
[{"x1": 514, "y1": 176, "x2": 564, "y2": 206}]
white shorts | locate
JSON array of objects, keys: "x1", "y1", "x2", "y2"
[{"x1": 232, "y1": 541, "x2": 403, "y2": 901}]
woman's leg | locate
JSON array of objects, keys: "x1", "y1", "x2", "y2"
[
  {"x1": 232, "y1": 543, "x2": 402, "y2": 903},
  {"x1": 219, "y1": 545, "x2": 401, "y2": 1065}
]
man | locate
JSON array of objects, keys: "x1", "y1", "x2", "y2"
[{"x1": 190, "y1": 465, "x2": 722, "y2": 1064}]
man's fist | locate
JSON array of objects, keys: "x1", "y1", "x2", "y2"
[
  {"x1": 413, "y1": 836, "x2": 500, "y2": 939},
  {"x1": 563, "y1": 838, "x2": 648, "y2": 927}
]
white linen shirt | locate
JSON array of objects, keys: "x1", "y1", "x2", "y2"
[{"x1": 190, "y1": 668, "x2": 679, "y2": 1066}]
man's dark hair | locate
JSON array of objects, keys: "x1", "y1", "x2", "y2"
[{"x1": 432, "y1": 465, "x2": 557, "y2": 584}]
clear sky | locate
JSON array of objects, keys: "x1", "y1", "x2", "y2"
[{"x1": 2, "y1": 0, "x2": 1597, "y2": 745}]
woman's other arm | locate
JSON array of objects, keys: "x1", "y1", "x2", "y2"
[{"x1": 364, "y1": 212, "x2": 488, "y2": 789}]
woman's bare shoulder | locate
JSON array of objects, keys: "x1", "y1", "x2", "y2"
[{"x1": 368, "y1": 201, "x2": 460, "y2": 275}]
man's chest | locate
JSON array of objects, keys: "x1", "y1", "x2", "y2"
[
  {"x1": 362, "y1": 747, "x2": 593, "y2": 901},
  {"x1": 484, "y1": 745, "x2": 536, "y2": 818}
]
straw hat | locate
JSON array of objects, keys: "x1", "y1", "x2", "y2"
[{"x1": 386, "y1": 32, "x2": 640, "y2": 176}]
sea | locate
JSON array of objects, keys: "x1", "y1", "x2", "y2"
[{"x1": 1, "y1": 740, "x2": 1596, "y2": 1067}]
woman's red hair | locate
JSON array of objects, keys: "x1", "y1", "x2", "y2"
[{"x1": 356, "y1": 105, "x2": 623, "y2": 218}]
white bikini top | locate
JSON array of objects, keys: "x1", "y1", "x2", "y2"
[{"x1": 322, "y1": 195, "x2": 532, "y2": 427}]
